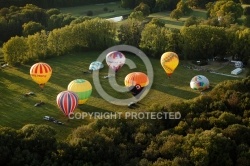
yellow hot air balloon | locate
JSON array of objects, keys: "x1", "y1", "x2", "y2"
[
  {"x1": 30, "y1": 62, "x2": 52, "y2": 89},
  {"x1": 67, "y1": 79, "x2": 92, "y2": 104},
  {"x1": 160, "y1": 52, "x2": 179, "y2": 77}
]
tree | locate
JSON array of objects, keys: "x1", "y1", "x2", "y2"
[
  {"x1": 22, "y1": 21, "x2": 44, "y2": 36},
  {"x1": 140, "y1": 23, "x2": 169, "y2": 57},
  {"x1": 27, "y1": 30, "x2": 48, "y2": 60},
  {"x1": 184, "y1": 16, "x2": 200, "y2": 27},
  {"x1": 0, "y1": 8, "x2": 10, "y2": 16},
  {"x1": 118, "y1": 18, "x2": 144, "y2": 47},
  {"x1": 209, "y1": 0, "x2": 243, "y2": 23},
  {"x1": 153, "y1": 0, "x2": 170, "y2": 12},
  {"x1": 180, "y1": 25, "x2": 229, "y2": 60},
  {"x1": 230, "y1": 28, "x2": 250, "y2": 63},
  {"x1": 46, "y1": 8, "x2": 60, "y2": 16},
  {"x1": 243, "y1": 15, "x2": 250, "y2": 27},
  {"x1": 47, "y1": 26, "x2": 75, "y2": 56},
  {"x1": 149, "y1": 18, "x2": 165, "y2": 27},
  {"x1": 47, "y1": 13, "x2": 75, "y2": 31},
  {"x1": 184, "y1": 129, "x2": 236, "y2": 165},
  {"x1": 176, "y1": 0, "x2": 192, "y2": 16},
  {"x1": 2, "y1": 36, "x2": 28, "y2": 65},
  {"x1": 134, "y1": 2, "x2": 151, "y2": 16},
  {"x1": 0, "y1": 127, "x2": 20, "y2": 165},
  {"x1": 170, "y1": 9, "x2": 182, "y2": 20},
  {"x1": 223, "y1": 124, "x2": 250, "y2": 145},
  {"x1": 187, "y1": 0, "x2": 216, "y2": 9},
  {"x1": 128, "y1": 11, "x2": 145, "y2": 20},
  {"x1": 82, "y1": 18, "x2": 116, "y2": 50}
]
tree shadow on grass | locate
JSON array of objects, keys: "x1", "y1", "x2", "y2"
[
  {"x1": 151, "y1": 83, "x2": 198, "y2": 100},
  {"x1": 78, "y1": 104, "x2": 113, "y2": 113}
]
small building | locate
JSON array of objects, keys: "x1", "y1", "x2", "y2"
[{"x1": 231, "y1": 68, "x2": 242, "y2": 75}]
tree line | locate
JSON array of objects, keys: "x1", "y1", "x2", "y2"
[
  {"x1": 0, "y1": 4, "x2": 80, "y2": 43},
  {"x1": 1, "y1": 0, "x2": 250, "y2": 43},
  {"x1": 0, "y1": 0, "x2": 120, "y2": 8},
  {"x1": 2, "y1": 16, "x2": 250, "y2": 66},
  {"x1": 0, "y1": 76, "x2": 250, "y2": 165}
]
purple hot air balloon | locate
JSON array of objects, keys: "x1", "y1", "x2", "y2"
[{"x1": 56, "y1": 91, "x2": 78, "y2": 117}]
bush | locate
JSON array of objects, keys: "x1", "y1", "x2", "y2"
[
  {"x1": 86, "y1": 10, "x2": 93, "y2": 16},
  {"x1": 103, "y1": 7, "x2": 108, "y2": 12}
]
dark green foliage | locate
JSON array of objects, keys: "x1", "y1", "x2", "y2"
[
  {"x1": 187, "y1": 0, "x2": 216, "y2": 9},
  {"x1": 243, "y1": 6, "x2": 250, "y2": 15},
  {"x1": 86, "y1": 10, "x2": 93, "y2": 16},
  {"x1": 117, "y1": 19, "x2": 144, "y2": 47},
  {"x1": 184, "y1": 16, "x2": 200, "y2": 27},
  {"x1": 240, "y1": 0, "x2": 250, "y2": 4},
  {"x1": 0, "y1": 0, "x2": 121, "y2": 8},
  {"x1": 0, "y1": 4, "x2": 48, "y2": 42},
  {"x1": 243, "y1": 15, "x2": 250, "y2": 27}
]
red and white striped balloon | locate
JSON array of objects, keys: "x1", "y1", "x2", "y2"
[{"x1": 56, "y1": 91, "x2": 78, "y2": 117}]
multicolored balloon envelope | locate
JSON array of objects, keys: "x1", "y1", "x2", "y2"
[
  {"x1": 106, "y1": 51, "x2": 126, "y2": 72},
  {"x1": 30, "y1": 62, "x2": 52, "y2": 89},
  {"x1": 190, "y1": 75, "x2": 209, "y2": 91},
  {"x1": 67, "y1": 79, "x2": 92, "y2": 104},
  {"x1": 124, "y1": 72, "x2": 149, "y2": 98},
  {"x1": 56, "y1": 91, "x2": 78, "y2": 117},
  {"x1": 124, "y1": 72, "x2": 149, "y2": 88},
  {"x1": 89, "y1": 61, "x2": 104, "y2": 71},
  {"x1": 160, "y1": 52, "x2": 179, "y2": 77}
]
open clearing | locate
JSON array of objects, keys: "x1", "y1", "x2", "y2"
[
  {"x1": 60, "y1": 1, "x2": 132, "y2": 18},
  {"x1": 0, "y1": 51, "x2": 240, "y2": 139}
]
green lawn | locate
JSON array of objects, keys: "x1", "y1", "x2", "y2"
[
  {"x1": 149, "y1": 9, "x2": 207, "y2": 29},
  {"x1": 0, "y1": 51, "x2": 240, "y2": 140},
  {"x1": 60, "y1": 2, "x2": 132, "y2": 18}
]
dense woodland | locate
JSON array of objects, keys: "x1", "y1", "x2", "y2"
[
  {"x1": 0, "y1": 77, "x2": 250, "y2": 165},
  {"x1": 1, "y1": 0, "x2": 250, "y2": 165},
  {"x1": 1, "y1": 0, "x2": 250, "y2": 66}
]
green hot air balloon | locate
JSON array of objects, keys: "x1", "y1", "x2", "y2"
[{"x1": 67, "y1": 79, "x2": 92, "y2": 104}]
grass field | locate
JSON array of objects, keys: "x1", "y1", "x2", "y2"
[
  {"x1": 60, "y1": 2, "x2": 207, "y2": 30},
  {"x1": 0, "y1": 3, "x2": 246, "y2": 140},
  {"x1": 0, "y1": 51, "x2": 240, "y2": 140},
  {"x1": 60, "y1": 1, "x2": 132, "y2": 18},
  {"x1": 148, "y1": 9, "x2": 207, "y2": 29}
]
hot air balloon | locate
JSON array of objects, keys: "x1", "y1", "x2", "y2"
[
  {"x1": 56, "y1": 91, "x2": 78, "y2": 117},
  {"x1": 124, "y1": 72, "x2": 149, "y2": 99},
  {"x1": 190, "y1": 75, "x2": 209, "y2": 92},
  {"x1": 30, "y1": 62, "x2": 52, "y2": 89},
  {"x1": 160, "y1": 52, "x2": 179, "y2": 77},
  {"x1": 67, "y1": 79, "x2": 92, "y2": 104},
  {"x1": 106, "y1": 51, "x2": 126, "y2": 73},
  {"x1": 89, "y1": 61, "x2": 104, "y2": 71}
]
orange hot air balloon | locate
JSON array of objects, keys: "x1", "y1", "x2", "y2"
[
  {"x1": 30, "y1": 62, "x2": 52, "y2": 89},
  {"x1": 124, "y1": 72, "x2": 149, "y2": 88},
  {"x1": 124, "y1": 72, "x2": 149, "y2": 99},
  {"x1": 160, "y1": 52, "x2": 179, "y2": 77}
]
